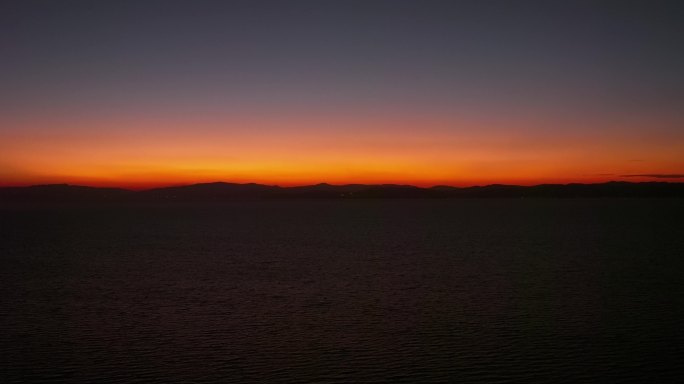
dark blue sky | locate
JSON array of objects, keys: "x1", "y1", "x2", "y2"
[{"x1": 3, "y1": 0, "x2": 682, "y2": 114}]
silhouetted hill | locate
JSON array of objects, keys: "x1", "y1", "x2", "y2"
[
  {"x1": 138, "y1": 182, "x2": 281, "y2": 201},
  {"x1": 1, "y1": 181, "x2": 683, "y2": 202},
  {"x1": 278, "y1": 183, "x2": 368, "y2": 198},
  {"x1": 0, "y1": 184, "x2": 133, "y2": 202},
  {"x1": 453, "y1": 182, "x2": 684, "y2": 198}
]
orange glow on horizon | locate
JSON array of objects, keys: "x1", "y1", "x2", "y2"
[{"x1": 2, "y1": 111, "x2": 683, "y2": 189}]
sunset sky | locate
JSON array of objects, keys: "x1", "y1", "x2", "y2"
[{"x1": 2, "y1": 0, "x2": 683, "y2": 188}]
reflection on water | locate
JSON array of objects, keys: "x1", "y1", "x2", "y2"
[{"x1": 1, "y1": 199, "x2": 683, "y2": 382}]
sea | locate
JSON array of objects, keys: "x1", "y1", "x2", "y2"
[{"x1": 1, "y1": 199, "x2": 683, "y2": 383}]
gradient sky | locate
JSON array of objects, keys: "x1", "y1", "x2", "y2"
[{"x1": 1, "y1": 0, "x2": 683, "y2": 188}]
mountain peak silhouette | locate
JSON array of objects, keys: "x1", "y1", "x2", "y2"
[{"x1": 1, "y1": 181, "x2": 683, "y2": 202}]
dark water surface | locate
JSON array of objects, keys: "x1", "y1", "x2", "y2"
[{"x1": 2, "y1": 199, "x2": 683, "y2": 383}]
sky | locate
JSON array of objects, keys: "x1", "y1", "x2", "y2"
[{"x1": 1, "y1": 0, "x2": 683, "y2": 188}]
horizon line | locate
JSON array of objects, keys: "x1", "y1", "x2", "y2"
[{"x1": 2, "y1": 179, "x2": 683, "y2": 192}]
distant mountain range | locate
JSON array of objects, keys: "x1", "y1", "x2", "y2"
[{"x1": 1, "y1": 181, "x2": 683, "y2": 202}]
